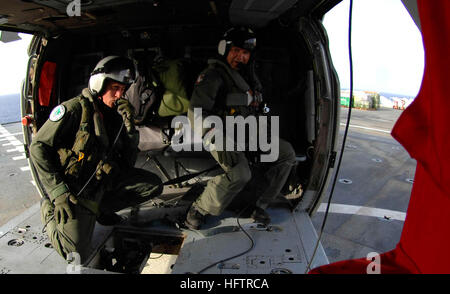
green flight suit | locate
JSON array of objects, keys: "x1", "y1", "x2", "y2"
[
  {"x1": 30, "y1": 88, "x2": 163, "y2": 263},
  {"x1": 188, "y1": 59, "x2": 296, "y2": 216}
]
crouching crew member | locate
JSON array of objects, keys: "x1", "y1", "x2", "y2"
[{"x1": 30, "y1": 56, "x2": 163, "y2": 263}]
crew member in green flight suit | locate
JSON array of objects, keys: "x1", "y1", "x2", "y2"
[
  {"x1": 184, "y1": 27, "x2": 296, "y2": 229},
  {"x1": 30, "y1": 56, "x2": 163, "y2": 263}
]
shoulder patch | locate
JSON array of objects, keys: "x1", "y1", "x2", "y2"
[{"x1": 49, "y1": 105, "x2": 66, "y2": 122}]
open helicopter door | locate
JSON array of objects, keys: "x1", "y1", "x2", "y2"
[{"x1": 310, "y1": 0, "x2": 450, "y2": 274}]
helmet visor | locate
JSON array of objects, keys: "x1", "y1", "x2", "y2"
[
  {"x1": 242, "y1": 38, "x2": 257, "y2": 51},
  {"x1": 107, "y1": 68, "x2": 135, "y2": 85}
]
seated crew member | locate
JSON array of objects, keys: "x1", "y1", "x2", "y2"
[
  {"x1": 184, "y1": 27, "x2": 296, "y2": 230},
  {"x1": 30, "y1": 56, "x2": 163, "y2": 263}
]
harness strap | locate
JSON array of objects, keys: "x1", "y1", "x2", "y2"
[{"x1": 161, "y1": 164, "x2": 221, "y2": 187}]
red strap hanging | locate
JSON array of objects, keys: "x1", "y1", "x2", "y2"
[{"x1": 38, "y1": 61, "x2": 57, "y2": 107}]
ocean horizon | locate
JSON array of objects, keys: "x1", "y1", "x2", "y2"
[
  {"x1": 0, "y1": 93, "x2": 21, "y2": 124},
  {"x1": 341, "y1": 88, "x2": 416, "y2": 99}
]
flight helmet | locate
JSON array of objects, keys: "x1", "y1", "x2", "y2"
[
  {"x1": 88, "y1": 56, "x2": 136, "y2": 95},
  {"x1": 217, "y1": 27, "x2": 257, "y2": 56}
]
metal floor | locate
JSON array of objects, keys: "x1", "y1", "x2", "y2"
[{"x1": 0, "y1": 198, "x2": 328, "y2": 274}]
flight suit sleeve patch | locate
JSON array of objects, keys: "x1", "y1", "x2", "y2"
[{"x1": 49, "y1": 105, "x2": 66, "y2": 122}]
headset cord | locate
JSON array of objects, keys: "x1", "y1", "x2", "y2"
[
  {"x1": 196, "y1": 205, "x2": 255, "y2": 274},
  {"x1": 75, "y1": 117, "x2": 125, "y2": 198},
  {"x1": 304, "y1": 0, "x2": 354, "y2": 273}
]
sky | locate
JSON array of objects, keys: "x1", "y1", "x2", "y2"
[
  {"x1": 323, "y1": 0, "x2": 424, "y2": 97},
  {"x1": 0, "y1": 33, "x2": 33, "y2": 96},
  {"x1": 0, "y1": 0, "x2": 425, "y2": 97}
]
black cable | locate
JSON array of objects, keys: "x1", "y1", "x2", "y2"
[
  {"x1": 304, "y1": 0, "x2": 354, "y2": 273},
  {"x1": 41, "y1": 214, "x2": 54, "y2": 234},
  {"x1": 75, "y1": 117, "x2": 125, "y2": 197},
  {"x1": 196, "y1": 205, "x2": 255, "y2": 274}
]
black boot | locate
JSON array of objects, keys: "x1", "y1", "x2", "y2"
[
  {"x1": 251, "y1": 207, "x2": 271, "y2": 225},
  {"x1": 184, "y1": 205, "x2": 205, "y2": 230}
]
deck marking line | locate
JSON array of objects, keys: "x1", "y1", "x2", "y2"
[
  {"x1": 317, "y1": 203, "x2": 406, "y2": 221},
  {"x1": 13, "y1": 155, "x2": 26, "y2": 160},
  {"x1": 7, "y1": 146, "x2": 24, "y2": 153},
  {"x1": 340, "y1": 123, "x2": 391, "y2": 134},
  {"x1": 0, "y1": 132, "x2": 21, "y2": 138},
  {"x1": 3, "y1": 140, "x2": 21, "y2": 147}
]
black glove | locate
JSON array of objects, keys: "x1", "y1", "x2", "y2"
[
  {"x1": 116, "y1": 98, "x2": 135, "y2": 133},
  {"x1": 54, "y1": 192, "x2": 77, "y2": 224}
]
